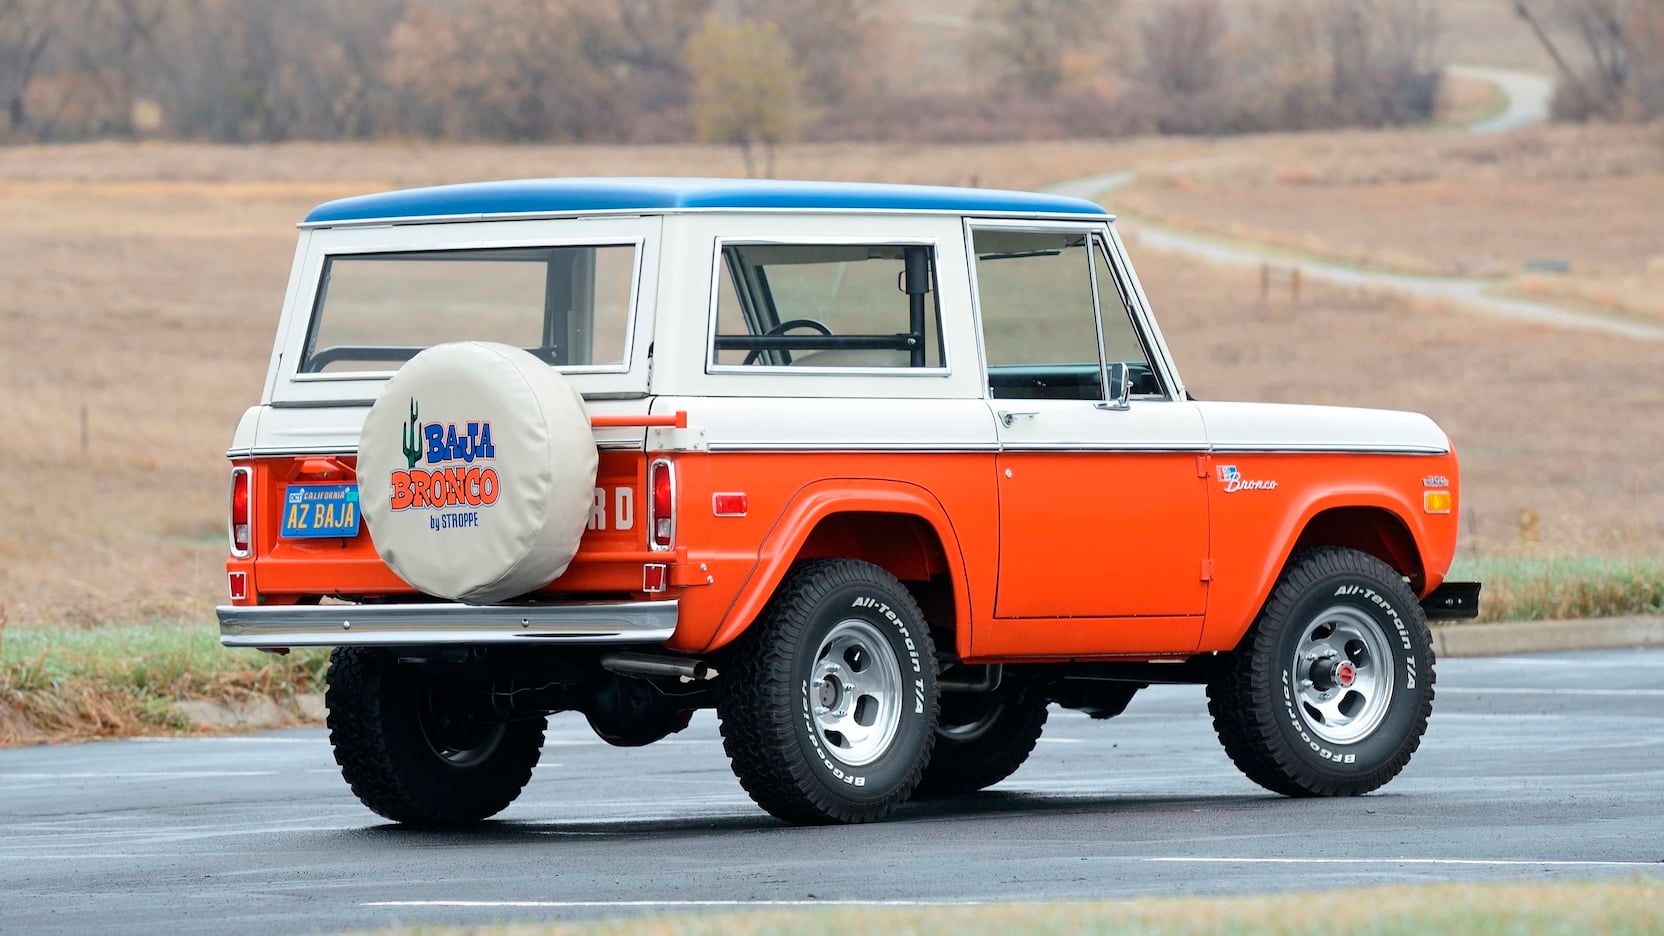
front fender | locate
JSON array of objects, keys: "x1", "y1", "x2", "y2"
[{"x1": 1198, "y1": 454, "x2": 1459, "y2": 652}]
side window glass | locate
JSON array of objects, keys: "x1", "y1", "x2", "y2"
[
  {"x1": 1093, "y1": 236, "x2": 1164, "y2": 398},
  {"x1": 973, "y1": 229, "x2": 1102, "y2": 401},
  {"x1": 711, "y1": 243, "x2": 942, "y2": 369}
]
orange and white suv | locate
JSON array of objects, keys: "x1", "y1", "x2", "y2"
[{"x1": 219, "y1": 178, "x2": 1479, "y2": 825}]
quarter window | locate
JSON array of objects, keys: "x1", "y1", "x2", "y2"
[{"x1": 711, "y1": 243, "x2": 943, "y2": 369}]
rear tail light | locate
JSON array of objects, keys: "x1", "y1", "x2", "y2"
[
  {"x1": 648, "y1": 458, "x2": 675, "y2": 550},
  {"x1": 229, "y1": 466, "x2": 252, "y2": 557}
]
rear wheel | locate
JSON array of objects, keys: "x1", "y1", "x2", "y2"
[
  {"x1": 325, "y1": 647, "x2": 545, "y2": 825},
  {"x1": 915, "y1": 683, "x2": 1048, "y2": 798},
  {"x1": 718, "y1": 559, "x2": 938, "y2": 824},
  {"x1": 1207, "y1": 547, "x2": 1435, "y2": 797}
]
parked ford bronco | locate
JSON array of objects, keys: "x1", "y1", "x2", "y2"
[{"x1": 220, "y1": 178, "x2": 1479, "y2": 826}]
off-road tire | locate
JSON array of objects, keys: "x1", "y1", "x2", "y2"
[
  {"x1": 915, "y1": 683, "x2": 1048, "y2": 798},
  {"x1": 718, "y1": 559, "x2": 939, "y2": 824},
  {"x1": 1207, "y1": 547, "x2": 1436, "y2": 797},
  {"x1": 325, "y1": 647, "x2": 546, "y2": 825}
]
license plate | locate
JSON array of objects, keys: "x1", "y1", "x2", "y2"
[{"x1": 281, "y1": 484, "x2": 361, "y2": 539}]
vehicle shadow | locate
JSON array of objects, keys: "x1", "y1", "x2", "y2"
[{"x1": 333, "y1": 790, "x2": 1304, "y2": 847}]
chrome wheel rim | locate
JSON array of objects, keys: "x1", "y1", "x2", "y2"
[
  {"x1": 1291, "y1": 605, "x2": 1394, "y2": 746},
  {"x1": 810, "y1": 618, "x2": 903, "y2": 767}
]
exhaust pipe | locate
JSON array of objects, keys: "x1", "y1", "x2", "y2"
[{"x1": 600, "y1": 651, "x2": 718, "y2": 683}]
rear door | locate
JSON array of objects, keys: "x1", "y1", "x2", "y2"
[{"x1": 970, "y1": 221, "x2": 1210, "y2": 621}]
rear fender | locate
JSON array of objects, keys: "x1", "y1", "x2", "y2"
[{"x1": 700, "y1": 479, "x2": 973, "y2": 658}]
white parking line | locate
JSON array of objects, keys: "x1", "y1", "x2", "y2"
[
  {"x1": 0, "y1": 771, "x2": 277, "y2": 780},
  {"x1": 366, "y1": 899, "x2": 990, "y2": 909},
  {"x1": 1147, "y1": 857, "x2": 1660, "y2": 868},
  {"x1": 1437, "y1": 688, "x2": 1664, "y2": 697}
]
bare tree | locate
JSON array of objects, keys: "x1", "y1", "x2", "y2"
[
  {"x1": 975, "y1": 0, "x2": 1112, "y2": 97},
  {"x1": 0, "y1": 0, "x2": 59, "y2": 139},
  {"x1": 733, "y1": 0, "x2": 887, "y2": 106},
  {"x1": 1140, "y1": 0, "x2": 1227, "y2": 97},
  {"x1": 685, "y1": 16, "x2": 801, "y2": 177},
  {"x1": 1519, "y1": 0, "x2": 1664, "y2": 120}
]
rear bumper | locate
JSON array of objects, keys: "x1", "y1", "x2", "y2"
[{"x1": 217, "y1": 600, "x2": 677, "y2": 648}]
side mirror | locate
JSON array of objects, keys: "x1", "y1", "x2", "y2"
[{"x1": 1100, "y1": 362, "x2": 1130, "y2": 411}]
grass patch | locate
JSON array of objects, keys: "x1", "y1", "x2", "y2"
[
  {"x1": 1449, "y1": 554, "x2": 1664, "y2": 623},
  {"x1": 385, "y1": 877, "x2": 1664, "y2": 935},
  {"x1": 0, "y1": 618, "x2": 326, "y2": 745}
]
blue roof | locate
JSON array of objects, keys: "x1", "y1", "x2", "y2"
[{"x1": 303, "y1": 177, "x2": 1108, "y2": 224}]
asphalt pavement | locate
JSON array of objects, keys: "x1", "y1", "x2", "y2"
[{"x1": 2, "y1": 648, "x2": 1661, "y2": 934}]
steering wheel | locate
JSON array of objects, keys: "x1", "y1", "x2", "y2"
[{"x1": 744, "y1": 318, "x2": 833, "y2": 366}]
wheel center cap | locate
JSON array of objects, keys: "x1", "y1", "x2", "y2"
[
  {"x1": 817, "y1": 678, "x2": 840, "y2": 708},
  {"x1": 1335, "y1": 661, "x2": 1358, "y2": 688}
]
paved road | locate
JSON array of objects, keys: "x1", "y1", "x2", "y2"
[
  {"x1": 1046, "y1": 66, "x2": 1664, "y2": 344},
  {"x1": 1447, "y1": 65, "x2": 1555, "y2": 134},
  {"x1": 1047, "y1": 172, "x2": 1664, "y2": 345},
  {"x1": 2, "y1": 648, "x2": 1661, "y2": 933}
]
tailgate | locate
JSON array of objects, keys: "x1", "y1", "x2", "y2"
[{"x1": 238, "y1": 448, "x2": 649, "y2": 601}]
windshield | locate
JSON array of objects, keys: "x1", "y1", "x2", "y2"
[{"x1": 299, "y1": 244, "x2": 637, "y2": 374}]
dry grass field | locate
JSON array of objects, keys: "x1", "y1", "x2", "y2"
[
  {"x1": 0, "y1": 135, "x2": 1659, "y2": 639},
  {"x1": 455, "y1": 877, "x2": 1664, "y2": 936},
  {"x1": 1109, "y1": 123, "x2": 1664, "y2": 320}
]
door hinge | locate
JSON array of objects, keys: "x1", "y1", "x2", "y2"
[
  {"x1": 1195, "y1": 454, "x2": 1211, "y2": 478},
  {"x1": 1200, "y1": 559, "x2": 1215, "y2": 582}
]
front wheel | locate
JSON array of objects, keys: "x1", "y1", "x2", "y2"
[
  {"x1": 1207, "y1": 547, "x2": 1435, "y2": 797},
  {"x1": 718, "y1": 559, "x2": 939, "y2": 824},
  {"x1": 325, "y1": 647, "x2": 546, "y2": 825}
]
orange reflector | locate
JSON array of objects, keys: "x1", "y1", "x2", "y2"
[
  {"x1": 643, "y1": 563, "x2": 668, "y2": 593},
  {"x1": 712, "y1": 492, "x2": 748, "y2": 517},
  {"x1": 1424, "y1": 490, "x2": 1452, "y2": 514}
]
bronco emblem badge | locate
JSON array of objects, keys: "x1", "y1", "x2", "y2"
[{"x1": 1217, "y1": 464, "x2": 1278, "y2": 493}]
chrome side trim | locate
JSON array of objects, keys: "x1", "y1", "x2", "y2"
[
  {"x1": 1002, "y1": 442, "x2": 1207, "y2": 453},
  {"x1": 231, "y1": 442, "x2": 1447, "y2": 459},
  {"x1": 227, "y1": 439, "x2": 644, "y2": 459},
  {"x1": 1211, "y1": 444, "x2": 1449, "y2": 455},
  {"x1": 218, "y1": 600, "x2": 677, "y2": 648},
  {"x1": 704, "y1": 442, "x2": 1002, "y2": 453}
]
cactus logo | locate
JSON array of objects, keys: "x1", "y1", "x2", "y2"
[
  {"x1": 388, "y1": 397, "x2": 501, "y2": 513},
  {"x1": 401, "y1": 399, "x2": 422, "y2": 469}
]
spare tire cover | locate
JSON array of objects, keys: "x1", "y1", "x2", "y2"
[{"x1": 357, "y1": 342, "x2": 597, "y2": 605}]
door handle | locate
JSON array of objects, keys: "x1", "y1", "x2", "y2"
[{"x1": 998, "y1": 410, "x2": 1038, "y2": 427}]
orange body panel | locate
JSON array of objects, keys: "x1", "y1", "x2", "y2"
[
  {"x1": 993, "y1": 452, "x2": 1208, "y2": 619},
  {"x1": 1194, "y1": 451, "x2": 1459, "y2": 652},
  {"x1": 229, "y1": 442, "x2": 1460, "y2": 662}
]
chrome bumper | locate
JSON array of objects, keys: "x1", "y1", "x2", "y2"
[{"x1": 217, "y1": 600, "x2": 677, "y2": 648}]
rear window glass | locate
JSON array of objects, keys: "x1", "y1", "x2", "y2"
[
  {"x1": 712, "y1": 243, "x2": 943, "y2": 369},
  {"x1": 299, "y1": 245, "x2": 637, "y2": 374}
]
